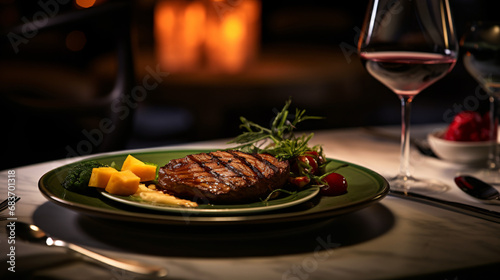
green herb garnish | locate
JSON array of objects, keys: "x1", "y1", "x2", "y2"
[
  {"x1": 228, "y1": 99, "x2": 323, "y2": 160},
  {"x1": 261, "y1": 188, "x2": 297, "y2": 203}
]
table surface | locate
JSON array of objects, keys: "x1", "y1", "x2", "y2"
[{"x1": 1, "y1": 124, "x2": 499, "y2": 279}]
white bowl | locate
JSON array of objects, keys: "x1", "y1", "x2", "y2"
[{"x1": 427, "y1": 130, "x2": 495, "y2": 164}]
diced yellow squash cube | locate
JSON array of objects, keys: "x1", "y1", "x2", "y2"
[
  {"x1": 88, "y1": 167, "x2": 118, "y2": 188},
  {"x1": 121, "y1": 155, "x2": 157, "y2": 182},
  {"x1": 132, "y1": 164, "x2": 157, "y2": 182},
  {"x1": 105, "y1": 170, "x2": 140, "y2": 196},
  {"x1": 121, "y1": 155, "x2": 143, "y2": 171}
]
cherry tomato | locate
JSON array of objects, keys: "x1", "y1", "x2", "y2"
[
  {"x1": 288, "y1": 176, "x2": 310, "y2": 188},
  {"x1": 291, "y1": 155, "x2": 318, "y2": 175},
  {"x1": 302, "y1": 155, "x2": 319, "y2": 174},
  {"x1": 320, "y1": 173, "x2": 347, "y2": 196},
  {"x1": 304, "y1": 150, "x2": 319, "y2": 158},
  {"x1": 305, "y1": 150, "x2": 325, "y2": 165}
]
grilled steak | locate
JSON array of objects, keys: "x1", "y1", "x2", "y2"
[{"x1": 157, "y1": 150, "x2": 290, "y2": 204}]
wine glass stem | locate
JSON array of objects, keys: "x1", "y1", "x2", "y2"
[
  {"x1": 488, "y1": 95, "x2": 499, "y2": 170},
  {"x1": 399, "y1": 95, "x2": 413, "y2": 179}
]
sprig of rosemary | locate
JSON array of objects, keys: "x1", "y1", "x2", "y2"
[
  {"x1": 227, "y1": 99, "x2": 323, "y2": 160},
  {"x1": 261, "y1": 188, "x2": 297, "y2": 203}
]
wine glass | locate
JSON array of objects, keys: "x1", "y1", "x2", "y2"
[
  {"x1": 461, "y1": 21, "x2": 500, "y2": 185},
  {"x1": 358, "y1": 0, "x2": 458, "y2": 193}
]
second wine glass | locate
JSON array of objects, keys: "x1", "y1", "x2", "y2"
[
  {"x1": 461, "y1": 21, "x2": 500, "y2": 185},
  {"x1": 358, "y1": 0, "x2": 458, "y2": 193}
]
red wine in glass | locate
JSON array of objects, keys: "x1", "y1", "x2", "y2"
[{"x1": 360, "y1": 52, "x2": 457, "y2": 97}]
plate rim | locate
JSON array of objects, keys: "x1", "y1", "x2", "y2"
[
  {"x1": 38, "y1": 149, "x2": 389, "y2": 225},
  {"x1": 98, "y1": 186, "x2": 320, "y2": 215}
]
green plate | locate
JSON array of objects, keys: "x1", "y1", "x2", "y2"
[
  {"x1": 39, "y1": 149, "x2": 389, "y2": 225},
  {"x1": 99, "y1": 187, "x2": 320, "y2": 216}
]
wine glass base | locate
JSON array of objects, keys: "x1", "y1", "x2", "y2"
[{"x1": 389, "y1": 175, "x2": 449, "y2": 194}]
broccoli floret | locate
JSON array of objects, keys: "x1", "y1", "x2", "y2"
[{"x1": 62, "y1": 161, "x2": 107, "y2": 193}]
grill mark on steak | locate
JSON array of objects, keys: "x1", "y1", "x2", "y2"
[
  {"x1": 187, "y1": 154, "x2": 235, "y2": 188},
  {"x1": 226, "y1": 150, "x2": 265, "y2": 179},
  {"x1": 158, "y1": 150, "x2": 290, "y2": 204},
  {"x1": 253, "y1": 153, "x2": 280, "y2": 173},
  {"x1": 209, "y1": 152, "x2": 252, "y2": 184}
]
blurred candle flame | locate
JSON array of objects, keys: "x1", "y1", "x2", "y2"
[
  {"x1": 155, "y1": 0, "x2": 260, "y2": 74},
  {"x1": 76, "y1": 0, "x2": 97, "y2": 8}
]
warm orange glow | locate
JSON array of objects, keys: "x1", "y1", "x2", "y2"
[
  {"x1": 182, "y1": 2, "x2": 205, "y2": 65},
  {"x1": 155, "y1": 0, "x2": 206, "y2": 72},
  {"x1": 213, "y1": 13, "x2": 246, "y2": 72},
  {"x1": 155, "y1": 0, "x2": 260, "y2": 74},
  {"x1": 223, "y1": 15, "x2": 244, "y2": 42},
  {"x1": 76, "y1": 0, "x2": 96, "y2": 8}
]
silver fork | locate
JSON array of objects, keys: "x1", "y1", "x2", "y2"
[{"x1": 0, "y1": 196, "x2": 20, "y2": 214}]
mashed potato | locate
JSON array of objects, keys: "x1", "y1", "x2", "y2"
[{"x1": 133, "y1": 184, "x2": 198, "y2": 207}]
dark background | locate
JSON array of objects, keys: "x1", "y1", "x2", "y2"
[{"x1": 0, "y1": 0, "x2": 495, "y2": 169}]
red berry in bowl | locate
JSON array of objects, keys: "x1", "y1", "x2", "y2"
[{"x1": 443, "y1": 111, "x2": 495, "y2": 141}]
